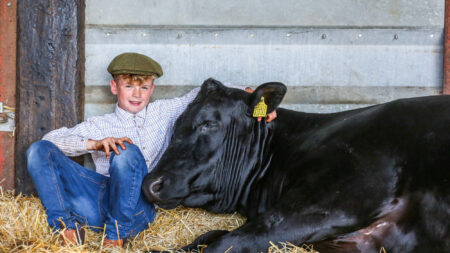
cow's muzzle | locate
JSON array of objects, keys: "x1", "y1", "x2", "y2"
[{"x1": 142, "y1": 175, "x2": 163, "y2": 203}]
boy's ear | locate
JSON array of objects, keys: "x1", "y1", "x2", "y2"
[
  {"x1": 110, "y1": 80, "x2": 118, "y2": 95},
  {"x1": 247, "y1": 82, "x2": 287, "y2": 113}
]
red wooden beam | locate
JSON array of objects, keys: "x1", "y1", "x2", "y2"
[
  {"x1": 444, "y1": 0, "x2": 450, "y2": 94},
  {"x1": 0, "y1": 0, "x2": 17, "y2": 191},
  {"x1": 16, "y1": 1, "x2": 85, "y2": 194}
]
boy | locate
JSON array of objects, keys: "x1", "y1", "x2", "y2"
[{"x1": 26, "y1": 52, "x2": 275, "y2": 248}]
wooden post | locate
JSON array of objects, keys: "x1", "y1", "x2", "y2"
[
  {"x1": 444, "y1": 0, "x2": 450, "y2": 94},
  {"x1": 16, "y1": 1, "x2": 85, "y2": 194},
  {"x1": 0, "y1": 0, "x2": 17, "y2": 191}
]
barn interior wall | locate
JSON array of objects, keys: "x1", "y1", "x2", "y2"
[{"x1": 85, "y1": 0, "x2": 444, "y2": 117}]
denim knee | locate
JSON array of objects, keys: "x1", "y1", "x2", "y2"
[
  {"x1": 27, "y1": 140, "x2": 57, "y2": 173},
  {"x1": 109, "y1": 143, "x2": 146, "y2": 176},
  {"x1": 27, "y1": 140, "x2": 55, "y2": 159}
]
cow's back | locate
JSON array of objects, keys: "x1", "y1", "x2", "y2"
[{"x1": 264, "y1": 95, "x2": 450, "y2": 252}]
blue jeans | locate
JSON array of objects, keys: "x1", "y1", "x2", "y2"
[{"x1": 26, "y1": 140, "x2": 156, "y2": 240}]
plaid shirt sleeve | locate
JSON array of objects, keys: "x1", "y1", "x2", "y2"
[
  {"x1": 165, "y1": 84, "x2": 244, "y2": 119},
  {"x1": 162, "y1": 85, "x2": 246, "y2": 126},
  {"x1": 169, "y1": 87, "x2": 200, "y2": 117},
  {"x1": 42, "y1": 118, "x2": 102, "y2": 157}
]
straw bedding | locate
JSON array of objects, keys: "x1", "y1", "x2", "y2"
[{"x1": 0, "y1": 187, "x2": 316, "y2": 253}]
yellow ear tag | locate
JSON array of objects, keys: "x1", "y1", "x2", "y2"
[{"x1": 253, "y1": 97, "x2": 268, "y2": 117}]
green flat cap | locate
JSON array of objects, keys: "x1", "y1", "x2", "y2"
[{"x1": 107, "y1": 52, "x2": 163, "y2": 77}]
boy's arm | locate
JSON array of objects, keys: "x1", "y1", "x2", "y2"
[
  {"x1": 169, "y1": 85, "x2": 276, "y2": 123},
  {"x1": 169, "y1": 84, "x2": 248, "y2": 117},
  {"x1": 42, "y1": 120, "x2": 102, "y2": 156},
  {"x1": 166, "y1": 87, "x2": 201, "y2": 120}
]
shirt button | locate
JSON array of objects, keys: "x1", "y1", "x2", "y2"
[
  {"x1": 145, "y1": 160, "x2": 149, "y2": 163},
  {"x1": 138, "y1": 125, "x2": 141, "y2": 128},
  {"x1": 142, "y1": 147, "x2": 146, "y2": 150}
]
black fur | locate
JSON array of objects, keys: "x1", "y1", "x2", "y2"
[{"x1": 143, "y1": 78, "x2": 450, "y2": 253}]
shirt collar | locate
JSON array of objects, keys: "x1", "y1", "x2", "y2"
[{"x1": 115, "y1": 103, "x2": 147, "y2": 120}]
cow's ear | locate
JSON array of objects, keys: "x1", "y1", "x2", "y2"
[
  {"x1": 200, "y1": 78, "x2": 224, "y2": 95},
  {"x1": 248, "y1": 82, "x2": 287, "y2": 113}
]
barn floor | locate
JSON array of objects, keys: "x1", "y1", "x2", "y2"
[{"x1": 0, "y1": 187, "x2": 316, "y2": 253}]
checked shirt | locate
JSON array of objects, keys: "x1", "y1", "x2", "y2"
[{"x1": 43, "y1": 88, "x2": 199, "y2": 176}]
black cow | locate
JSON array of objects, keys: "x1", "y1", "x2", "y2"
[{"x1": 143, "y1": 78, "x2": 450, "y2": 253}]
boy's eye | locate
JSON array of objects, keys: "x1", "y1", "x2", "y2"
[{"x1": 125, "y1": 85, "x2": 132, "y2": 88}]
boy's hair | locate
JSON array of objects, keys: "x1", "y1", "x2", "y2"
[{"x1": 113, "y1": 74, "x2": 156, "y2": 85}]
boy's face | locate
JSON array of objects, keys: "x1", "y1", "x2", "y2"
[{"x1": 110, "y1": 77, "x2": 155, "y2": 114}]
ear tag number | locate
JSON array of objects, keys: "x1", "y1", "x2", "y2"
[{"x1": 253, "y1": 97, "x2": 267, "y2": 117}]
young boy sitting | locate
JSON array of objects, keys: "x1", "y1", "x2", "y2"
[{"x1": 26, "y1": 52, "x2": 276, "y2": 248}]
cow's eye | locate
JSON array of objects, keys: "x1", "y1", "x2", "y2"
[{"x1": 199, "y1": 121, "x2": 219, "y2": 133}]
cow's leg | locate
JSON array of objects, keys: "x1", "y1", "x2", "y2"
[
  {"x1": 181, "y1": 230, "x2": 229, "y2": 251},
  {"x1": 149, "y1": 230, "x2": 229, "y2": 253},
  {"x1": 195, "y1": 209, "x2": 368, "y2": 253},
  {"x1": 313, "y1": 193, "x2": 450, "y2": 253},
  {"x1": 200, "y1": 195, "x2": 417, "y2": 253}
]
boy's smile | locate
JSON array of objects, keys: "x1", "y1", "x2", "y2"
[{"x1": 110, "y1": 78, "x2": 155, "y2": 114}]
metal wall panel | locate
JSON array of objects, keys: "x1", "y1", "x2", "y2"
[
  {"x1": 86, "y1": 28, "x2": 443, "y2": 87},
  {"x1": 85, "y1": 0, "x2": 444, "y2": 117},
  {"x1": 86, "y1": 0, "x2": 443, "y2": 27}
]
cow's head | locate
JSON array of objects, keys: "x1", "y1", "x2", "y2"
[{"x1": 142, "y1": 78, "x2": 286, "y2": 213}]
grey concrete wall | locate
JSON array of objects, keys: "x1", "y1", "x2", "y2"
[{"x1": 85, "y1": 0, "x2": 444, "y2": 117}]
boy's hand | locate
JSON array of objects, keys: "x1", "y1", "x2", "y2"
[
  {"x1": 264, "y1": 110, "x2": 277, "y2": 123},
  {"x1": 244, "y1": 87, "x2": 278, "y2": 123},
  {"x1": 87, "y1": 137, "x2": 133, "y2": 158}
]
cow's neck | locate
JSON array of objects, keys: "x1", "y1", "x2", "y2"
[
  {"x1": 212, "y1": 109, "x2": 339, "y2": 218},
  {"x1": 212, "y1": 116, "x2": 276, "y2": 215},
  {"x1": 236, "y1": 108, "x2": 339, "y2": 219}
]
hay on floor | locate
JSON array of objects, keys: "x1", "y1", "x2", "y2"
[{"x1": 0, "y1": 187, "x2": 317, "y2": 252}]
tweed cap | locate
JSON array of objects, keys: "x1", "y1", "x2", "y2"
[{"x1": 107, "y1": 52, "x2": 163, "y2": 77}]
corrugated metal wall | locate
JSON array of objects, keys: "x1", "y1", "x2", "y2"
[{"x1": 85, "y1": 0, "x2": 444, "y2": 116}]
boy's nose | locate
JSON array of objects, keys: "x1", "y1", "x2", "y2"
[{"x1": 132, "y1": 88, "x2": 141, "y2": 97}]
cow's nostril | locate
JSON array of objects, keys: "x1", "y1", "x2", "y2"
[{"x1": 150, "y1": 177, "x2": 163, "y2": 195}]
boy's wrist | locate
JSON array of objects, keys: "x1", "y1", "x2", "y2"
[{"x1": 86, "y1": 139, "x2": 96, "y2": 150}]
